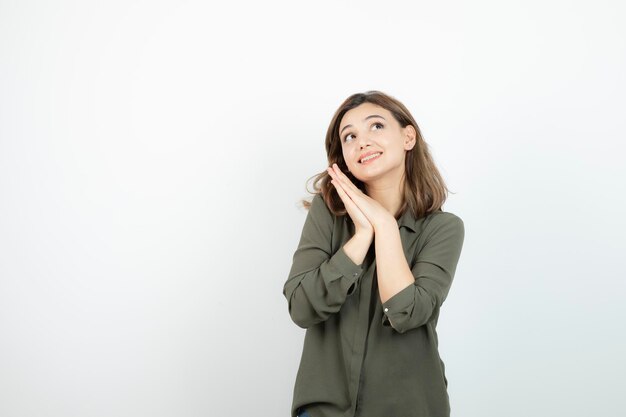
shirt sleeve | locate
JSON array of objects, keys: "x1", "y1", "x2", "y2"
[
  {"x1": 283, "y1": 193, "x2": 365, "y2": 329},
  {"x1": 381, "y1": 213, "x2": 465, "y2": 334}
]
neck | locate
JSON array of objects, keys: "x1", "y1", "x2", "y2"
[{"x1": 365, "y1": 175, "x2": 405, "y2": 218}]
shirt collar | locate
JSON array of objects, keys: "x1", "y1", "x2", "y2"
[
  {"x1": 397, "y1": 206, "x2": 442, "y2": 232},
  {"x1": 396, "y1": 207, "x2": 419, "y2": 232}
]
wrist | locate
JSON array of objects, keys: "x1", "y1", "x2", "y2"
[
  {"x1": 354, "y1": 228, "x2": 374, "y2": 241},
  {"x1": 374, "y1": 216, "x2": 398, "y2": 234}
]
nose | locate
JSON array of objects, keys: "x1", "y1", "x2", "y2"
[{"x1": 357, "y1": 133, "x2": 372, "y2": 149}]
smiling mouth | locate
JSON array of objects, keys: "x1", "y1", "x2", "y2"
[{"x1": 359, "y1": 152, "x2": 383, "y2": 164}]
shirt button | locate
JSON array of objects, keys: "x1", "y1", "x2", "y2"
[
  {"x1": 353, "y1": 272, "x2": 359, "y2": 276},
  {"x1": 384, "y1": 308, "x2": 389, "y2": 312}
]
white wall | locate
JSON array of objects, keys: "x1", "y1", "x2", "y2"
[{"x1": 1, "y1": 1, "x2": 624, "y2": 416}]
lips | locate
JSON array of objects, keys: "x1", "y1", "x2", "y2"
[{"x1": 359, "y1": 151, "x2": 383, "y2": 163}]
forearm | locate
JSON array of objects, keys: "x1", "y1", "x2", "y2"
[
  {"x1": 374, "y1": 220, "x2": 414, "y2": 304},
  {"x1": 343, "y1": 231, "x2": 373, "y2": 266}
]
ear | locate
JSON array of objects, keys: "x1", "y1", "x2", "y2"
[{"x1": 403, "y1": 125, "x2": 417, "y2": 151}]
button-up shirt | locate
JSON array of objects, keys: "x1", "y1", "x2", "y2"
[{"x1": 283, "y1": 193, "x2": 465, "y2": 417}]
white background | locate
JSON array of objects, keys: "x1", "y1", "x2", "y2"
[{"x1": 1, "y1": 1, "x2": 625, "y2": 416}]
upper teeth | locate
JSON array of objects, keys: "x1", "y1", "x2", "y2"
[{"x1": 361, "y1": 153, "x2": 381, "y2": 162}]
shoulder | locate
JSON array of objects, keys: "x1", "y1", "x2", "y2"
[
  {"x1": 307, "y1": 193, "x2": 335, "y2": 223},
  {"x1": 309, "y1": 193, "x2": 327, "y2": 213},
  {"x1": 423, "y1": 210, "x2": 464, "y2": 242},
  {"x1": 310, "y1": 192, "x2": 324, "y2": 207}
]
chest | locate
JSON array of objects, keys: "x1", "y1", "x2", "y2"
[{"x1": 330, "y1": 216, "x2": 429, "y2": 271}]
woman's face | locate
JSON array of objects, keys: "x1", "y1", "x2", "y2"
[{"x1": 338, "y1": 102, "x2": 415, "y2": 186}]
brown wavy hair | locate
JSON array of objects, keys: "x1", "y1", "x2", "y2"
[{"x1": 301, "y1": 90, "x2": 454, "y2": 220}]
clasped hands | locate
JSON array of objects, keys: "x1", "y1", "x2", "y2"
[{"x1": 327, "y1": 163, "x2": 396, "y2": 235}]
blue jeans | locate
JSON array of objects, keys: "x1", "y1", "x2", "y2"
[{"x1": 297, "y1": 407, "x2": 311, "y2": 417}]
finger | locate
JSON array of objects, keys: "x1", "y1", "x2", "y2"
[
  {"x1": 329, "y1": 167, "x2": 357, "y2": 196},
  {"x1": 329, "y1": 167, "x2": 367, "y2": 215},
  {"x1": 332, "y1": 179, "x2": 357, "y2": 210},
  {"x1": 332, "y1": 164, "x2": 363, "y2": 196},
  {"x1": 331, "y1": 178, "x2": 347, "y2": 198},
  {"x1": 332, "y1": 173, "x2": 358, "y2": 203},
  {"x1": 333, "y1": 178, "x2": 375, "y2": 227}
]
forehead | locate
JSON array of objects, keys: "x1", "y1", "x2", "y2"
[{"x1": 340, "y1": 103, "x2": 391, "y2": 128}]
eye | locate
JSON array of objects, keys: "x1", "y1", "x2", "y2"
[{"x1": 343, "y1": 122, "x2": 384, "y2": 143}]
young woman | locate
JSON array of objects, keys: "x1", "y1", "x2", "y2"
[{"x1": 283, "y1": 90, "x2": 465, "y2": 417}]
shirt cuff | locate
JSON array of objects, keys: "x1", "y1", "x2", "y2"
[
  {"x1": 327, "y1": 245, "x2": 364, "y2": 296},
  {"x1": 381, "y1": 282, "x2": 415, "y2": 329}
]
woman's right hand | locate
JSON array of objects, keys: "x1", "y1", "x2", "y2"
[
  {"x1": 330, "y1": 180, "x2": 374, "y2": 239},
  {"x1": 351, "y1": 206, "x2": 375, "y2": 239}
]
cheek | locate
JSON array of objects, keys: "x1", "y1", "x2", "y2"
[{"x1": 343, "y1": 149, "x2": 355, "y2": 163}]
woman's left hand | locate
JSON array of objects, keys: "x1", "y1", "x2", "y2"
[{"x1": 327, "y1": 163, "x2": 397, "y2": 232}]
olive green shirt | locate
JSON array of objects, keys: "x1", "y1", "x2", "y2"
[{"x1": 283, "y1": 193, "x2": 465, "y2": 417}]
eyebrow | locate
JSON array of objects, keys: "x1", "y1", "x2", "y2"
[{"x1": 340, "y1": 114, "x2": 386, "y2": 136}]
